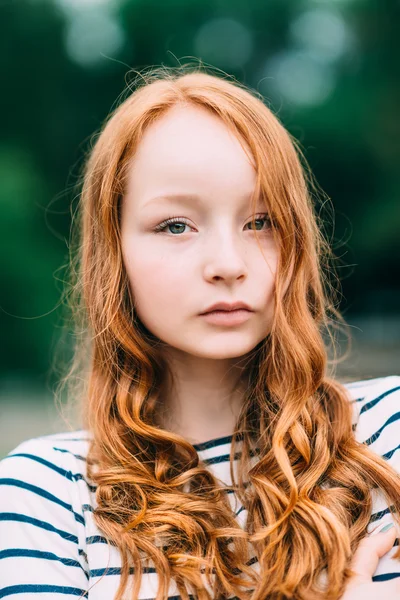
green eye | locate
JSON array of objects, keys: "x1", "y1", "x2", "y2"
[
  {"x1": 154, "y1": 217, "x2": 191, "y2": 234},
  {"x1": 245, "y1": 215, "x2": 271, "y2": 231}
]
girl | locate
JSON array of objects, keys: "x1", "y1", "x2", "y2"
[{"x1": 1, "y1": 65, "x2": 400, "y2": 600}]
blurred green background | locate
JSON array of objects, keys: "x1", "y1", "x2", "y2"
[{"x1": 1, "y1": 0, "x2": 399, "y2": 457}]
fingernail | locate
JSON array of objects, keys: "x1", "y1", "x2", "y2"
[{"x1": 379, "y1": 523, "x2": 394, "y2": 533}]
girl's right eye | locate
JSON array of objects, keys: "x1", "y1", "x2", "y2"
[{"x1": 153, "y1": 216, "x2": 192, "y2": 235}]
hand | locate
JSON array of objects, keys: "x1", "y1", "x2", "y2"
[{"x1": 340, "y1": 522, "x2": 400, "y2": 599}]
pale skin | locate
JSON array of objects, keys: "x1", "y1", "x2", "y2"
[
  {"x1": 341, "y1": 523, "x2": 400, "y2": 599},
  {"x1": 120, "y1": 104, "x2": 280, "y2": 444},
  {"x1": 119, "y1": 104, "x2": 398, "y2": 595}
]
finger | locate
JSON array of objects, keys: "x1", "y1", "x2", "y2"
[{"x1": 349, "y1": 523, "x2": 397, "y2": 584}]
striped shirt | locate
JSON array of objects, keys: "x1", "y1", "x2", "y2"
[{"x1": 1, "y1": 375, "x2": 400, "y2": 598}]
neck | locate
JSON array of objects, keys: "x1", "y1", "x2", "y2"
[{"x1": 156, "y1": 348, "x2": 251, "y2": 445}]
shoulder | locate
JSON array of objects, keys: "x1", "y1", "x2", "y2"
[
  {"x1": 342, "y1": 374, "x2": 400, "y2": 403},
  {"x1": 0, "y1": 431, "x2": 94, "y2": 595},
  {"x1": 341, "y1": 376, "x2": 400, "y2": 580},
  {"x1": 342, "y1": 375, "x2": 400, "y2": 453},
  {"x1": 0, "y1": 429, "x2": 95, "y2": 522},
  {"x1": 0, "y1": 429, "x2": 92, "y2": 483}
]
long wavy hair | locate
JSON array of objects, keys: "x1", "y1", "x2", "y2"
[{"x1": 56, "y1": 64, "x2": 400, "y2": 600}]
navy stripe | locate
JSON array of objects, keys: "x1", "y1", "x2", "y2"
[
  {"x1": 373, "y1": 572, "x2": 400, "y2": 582},
  {"x1": 141, "y1": 596, "x2": 198, "y2": 600},
  {"x1": 90, "y1": 567, "x2": 129, "y2": 577},
  {"x1": 78, "y1": 548, "x2": 88, "y2": 564},
  {"x1": 90, "y1": 565, "x2": 156, "y2": 577},
  {"x1": 3, "y1": 453, "x2": 75, "y2": 480},
  {"x1": 52, "y1": 448, "x2": 87, "y2": 462},
  {"x1": 369, "y1": 506, "x2": 393, "y2": 522},
  {"x1": 351, "y1": 397, "x2": 365, "y2": 403},
  {"x1": 0, "y1": 479, "x2": 84, "y2": 526},
  {"x1": 3, "y1": 453, "x2": 96, "y2": 492},
  {"x1": 0, "y1": 513, "x2": 78, "y2": 544},
  {"x1": 0, "y1": 549, "x2": 89, "y2": 579},
  {"x1": 383, "y1": 443, "x2": 400, "y2": 460},
  {"x1": 0, "y1": 584, "x2": 88, "y2": 598},
  {"x1": 192, "y1": 434, "x2": 235, "y2": 451},
  {"x1": 86, "y1": 535, "x2": 116, "y2": 546},
  {"x1": 192, "y1": 432, "x2": 247, "y2": 452},
  {"x1": 359, "y1": 386, "x2": 400, "y2": 416},
  {"x1": 73, "y1": 473, "x2": 96, "y2": 492},
  {"x1": 204, "y1": 448, "x2": 259, "y2": 466},
  {"x1": 363, "y1": 412, "x2": 400, "y2": 446},
  {"x1": 204, "y1": 453, "x2": 230, "y2": 465}
]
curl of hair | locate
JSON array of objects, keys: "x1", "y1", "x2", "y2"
[{"x1": 55, "y1": 63, "x2": 400, "y2": 600}]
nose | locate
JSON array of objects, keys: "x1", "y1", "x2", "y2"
[{"x1": 203, "y1": 232, "x2": 248, "y2": 282}]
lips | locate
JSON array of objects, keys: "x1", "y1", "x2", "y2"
[{"x1": 200, "y1": 301, "x2": 252, "y2": 314}]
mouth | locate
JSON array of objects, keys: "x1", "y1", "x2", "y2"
[
  {"x1": 200, "y1": 302, "x2": 253, "y2": 315},
  {"x1": 199, "y1": 308, "x2": 252, "y2": 326},
  {"x1": 205, "y1": 309, "x2": 250, "y2": 314}
]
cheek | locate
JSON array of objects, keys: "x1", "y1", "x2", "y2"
[{"x1": 124, "y1": 250, "x2": 186, "y2": 318}]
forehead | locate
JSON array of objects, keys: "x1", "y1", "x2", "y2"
[{"x1": 124, "y1": 105, "x2": 258, "y2": 207}]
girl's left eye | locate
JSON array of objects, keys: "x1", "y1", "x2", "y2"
[{"x1": 153, "y1": 213, "x2": 271, "y2": 235}]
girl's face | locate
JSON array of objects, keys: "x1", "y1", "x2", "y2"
[{"x1": 120, "y1": 104, "x2": 279, "y2": 361}]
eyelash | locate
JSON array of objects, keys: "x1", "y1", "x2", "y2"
[{"x1": 153, "y1": 213, "x2": 271, "y2": 234}]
